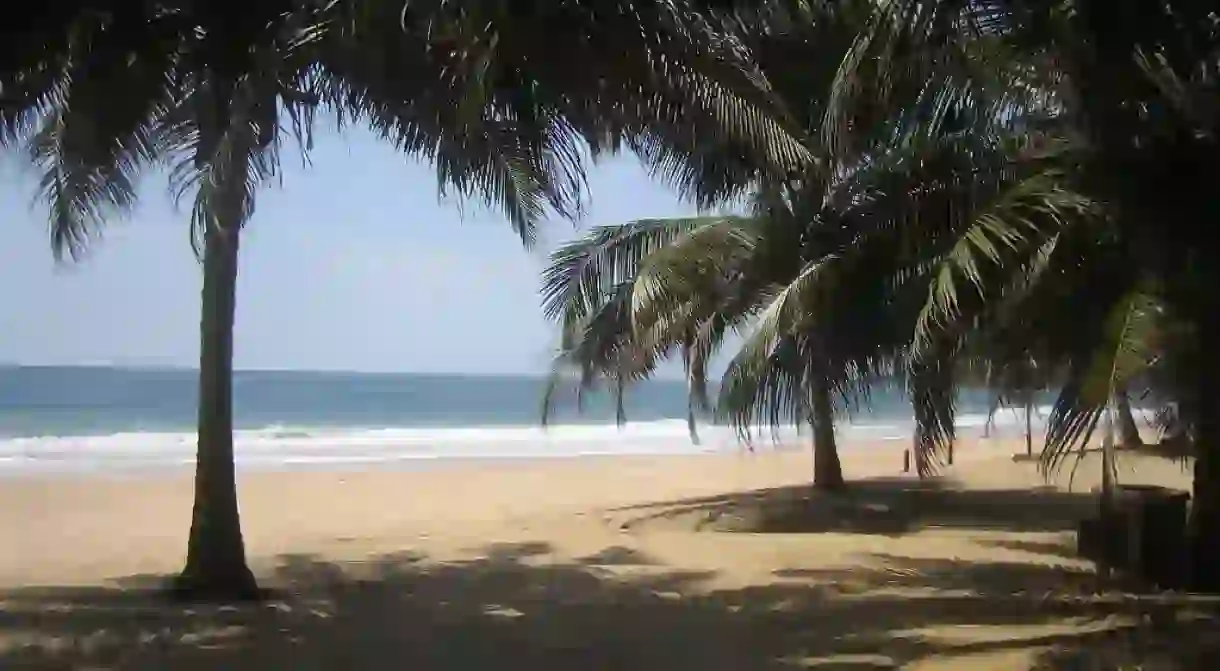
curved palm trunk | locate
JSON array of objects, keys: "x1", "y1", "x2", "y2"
[
  {"x1": 809, "y1": 374, "x2": 844, "y2": 490},
  {"x1": 686, "y1": 374, "x2": 702, "y2": 446},
  {"x1": 173, "y1": 222, "x2": 259, "y2": 600},
  {"x1": 1115, "y1": 390, "x2": 1143, "y2": 448}
]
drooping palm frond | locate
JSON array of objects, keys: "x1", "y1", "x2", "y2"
[
  {"x1": 3, "y1": 2, "x2": 338, "y2": 261},
  {"x1": 713, "y1": 252, "x2": 841, "y2": 433},
  {"x1": 910, "y1": 168, "x2": 1164, "y2": 471},
  {"x1": 540, "y1": 218, "x2": 732, "y2": 333},
  {"x1": 628, "y1": 220, "x2": 759, "y2": 426},
  {"x1": 0, "y1": 3, "x2": 183, "y2": 146},
  {"x1": 909, "y1": 169, "x2": 1097, "y2": 357},
  {"x1": 908, "y1": 354, "x2": 957, "y2": 476},
  {"x1": 717, "y1": 333, "x2": 811, "y2": 442},
  {"x1": 319, "y1": 3, "x2": 589, "y2": 245},
  {"x1": 630, "y1": 217, "x2": 757, "y2": 338},
  {"x1": 1041, "y1": 284, "x2": 1164, "y2": 474},
  {"x1": 317, "y1": 0, "x2": 813, "y2": 246},
  {"x1": 21, "y1": 10, "x2": 184, "y2": 259},
  {"x1": 541, "y1": 277, "x2": 661, "y2": 426},
  {"x1": 642, "y1": 226, "x2": 772, "y2": 333},
  {"x1": 822, "y1": 0, "x2": 1060, "y2": 162},
  {"x1": 713, "y1": 265, "x2": 892, "y2": 445},
  {"x1": 538, "y1": 216, "x2": 757, "y2": 435}
]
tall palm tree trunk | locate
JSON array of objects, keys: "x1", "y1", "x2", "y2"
[
  {"x1": 173, "y1": 221, "x2": 259, "y2": 600},
  {"x1": 809, "y1": 375, "x2": 844, "y2": 489},
  {"x1": 1115, "y1": 390, "x2": 1143, "y2": 448}
]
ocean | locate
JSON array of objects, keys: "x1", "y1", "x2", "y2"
[{"x1": 0, "y1": 365, "x2": 1050, "y2": 475}]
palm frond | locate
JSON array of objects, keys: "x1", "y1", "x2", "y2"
[
  {"x1": 541, "y1": 218, "x2": 722, "y2": 331},
  {"x1": 325, "y1": 0, "x2": 812, "y2": 244},
  {"x1": 717, "y1": 334, "x2": 810, "y2": 441},
  {"x1": 24, "y1": 13, "x2": 182, "y2": 260},
  {"x1": 540, "y1": 277, "x2": 661, "y2": 423},
  {"x1": 715, "y1": 254, "x2": 842, "y2": 436},
  {"x1": 539, "y1": 215, "x2": 761, "y2": 438},
  {"x1": 909, "y1": 356, "x2": 957, "y2": 477},
  {"x1": 630, "y1": 218, "x2": 756, "y2": 346},
  {"x1": 1042, "y1": 283, "x2": 1164, "y2": 474},
  {"x1": 911, "y1": 170, "x2": 1095, "y2": 355},
  {"x1": 681, "y1": 314, "x2": 733, "y2": 442},
  {"x1": 823, "y1": 0, "x2": 1061, "y2": 162}
]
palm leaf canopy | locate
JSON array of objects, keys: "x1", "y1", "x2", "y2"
[
  {"x1": 823, "y1": 0, "x2": 1217, "y2": 415},
  {"x1": 827, "y1": 0, "x2": 1214, "y2": 456},
  {"x1": 532, "y1": 0, "x2": 1206, "y2": 479},
  {"x1": 537, "y1": 2, "x2": 1088, "y2": 456},
  {"x1": 1, "y1": 0, "x2": 811, "y2": 259}
]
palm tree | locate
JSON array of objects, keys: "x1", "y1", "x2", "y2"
[
  {"x1": 824, "y1": 0, "x2": 1220, "y2": 590},
  {"x1": 536, "y1": 4, "x2": 863, "y2": 488},
  {"x1": 539, "y1": 210, "x2": 862, "y2": 490},
  {"x1": 815, "y1": 128, "x2": 1095, "y2": 476},
  {"x1": 539, "y1": 0, "x2": 1092, "y2": 486},
  {"x1": 1, "y1": 0, "x2": 808, "y2": 600},
  {"x1": 538, "y1": 88, "x2": 1080, "y2": 485}
]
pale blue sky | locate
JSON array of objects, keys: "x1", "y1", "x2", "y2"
[{"x1": 0, "y1": 126, "x2": 698, "y2": 374}]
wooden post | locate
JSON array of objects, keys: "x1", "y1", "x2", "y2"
[
  {"x1": 1026, "y1": 393, "x2": 1034, "y2": 457},
  {"x1": 1098, "y1": 396, "x2": 1117, "y2": 583},
  {"x1": 903, "y1": 449, "x2": 911, "y2": 474}
]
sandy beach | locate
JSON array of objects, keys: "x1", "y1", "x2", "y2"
[{"x1": 1, "y1": 437, "x2": 1214, "y2": 669}]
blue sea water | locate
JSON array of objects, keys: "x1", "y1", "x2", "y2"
[{"x1": 0, "y1": 365, "x2": 1046, "y2": 474}]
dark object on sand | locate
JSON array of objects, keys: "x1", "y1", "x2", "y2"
[{"x1": 1077, "y1": 485, "x2": 1190, "y2": 589}]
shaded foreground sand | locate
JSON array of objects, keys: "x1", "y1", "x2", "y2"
[{"x1": 2, "y1": 437, "x2": 1218, "y2": 669}]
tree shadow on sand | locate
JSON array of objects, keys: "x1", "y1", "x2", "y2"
[
  {"x1": 608, "y1": 476, "x2": 1098, "y2": 536},
  {"x1": 2, "y1": 540, "x2": 1219, "y2": 670}
]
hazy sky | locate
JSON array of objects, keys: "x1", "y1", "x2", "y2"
[{"x1": 0, "y1": 126, "x2": 698, "y2": 374}]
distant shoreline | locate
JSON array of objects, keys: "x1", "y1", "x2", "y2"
[
  {"x1": 0, "y1": 429, "x2": 1024, "y2": 481},
  {"x1": 0, "y1": 362, "x2": 683, "y2": 381}
]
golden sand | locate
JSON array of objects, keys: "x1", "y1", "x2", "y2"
[{"x1": 1, "y1": 437, "x2": 1212, "y2": 669}]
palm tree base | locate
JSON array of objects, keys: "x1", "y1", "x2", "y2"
[
  {"x1": 812, "y1": 478, "x2": 847, "y2": 492},
  {"x1": 167, "y1": 566, "x2": 265, "y2": 603}
]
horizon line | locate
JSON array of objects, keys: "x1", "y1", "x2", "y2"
[{"x1": 0, "y1": 362, "x2": 689, "y2": 381}]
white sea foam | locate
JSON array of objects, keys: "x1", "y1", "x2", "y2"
[{"x1": 0, "y1": 406, "x2": 1055, "y2": 475}]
